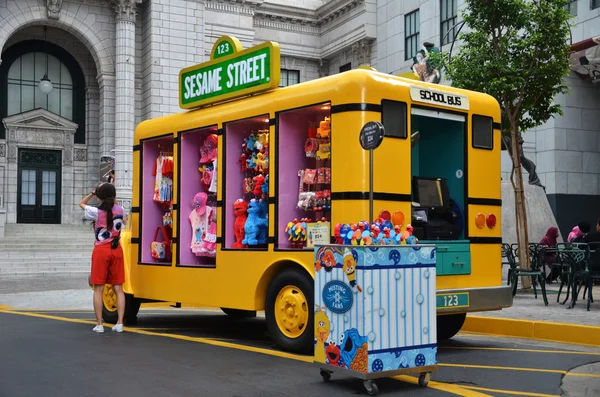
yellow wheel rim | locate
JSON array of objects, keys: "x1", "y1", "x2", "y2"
[
  {"x1": 102, "y1": 284, "x2": 117, "y2": 312},
  {"x1": 274, "y1": 285, "x2": 309, "y2": 339}
]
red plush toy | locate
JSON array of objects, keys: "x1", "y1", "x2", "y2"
[
  {"x1": 239, "y1": 152, "x2": 247, "y2": 172},
  {"x1": 232, "y1": 199, "x2": 248, "y2": 248},
  {"x1": 253, "y1": 174, "x2": 265, "y2": 197}
]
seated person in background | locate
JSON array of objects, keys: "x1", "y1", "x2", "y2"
[
  {"x1": 568, "y1": 221, "x2": 590, "y2": 242},
  {"x1": 540, "y1": 226, "x2": 559, "y2": 283},
  {"x1": 575, "y1": 218, "x2": 600, "y2": 280}
]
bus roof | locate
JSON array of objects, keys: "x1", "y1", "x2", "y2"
[{"x1": 135, "y1": 68, "x2": 500, "y2": 143}]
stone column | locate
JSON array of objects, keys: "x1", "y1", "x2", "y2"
[{"x1": 113, "y1": 0, "x2": 140, "y2": 212}]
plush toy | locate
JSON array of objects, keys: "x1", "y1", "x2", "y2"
[
  {"x1": 253, "y1": 174, "x2": 266, "y2": 197},
  {"x1": 239, "y1": 152, "x2": 248, "y2": 172},
  {"x1": 340, "y1": 224, "x2": 353, "y2": 245},
  {"x1": 255, "y1": 152, "x2": 268, "y2": 172},
  {"x1": 257, "y1": 132, "x2": 269, "y2": 149},
  {"x1": 334, "y1": 223, "x2": 342, "y2": 244},
  {"x1": 285, "y1": 218, "x2": 299, "y2": 240},
  {"x1": 261, "y1": 175, "x2": 269, "y2": 196},
  {"x1": 232, "y1": 199, "x2": 248, "y2": 248},
  {"x1": 381, "y1": 227, "x2": 394, "y2": 245},
  {"x1": 405, "y1": 234, "x2": 418, "y2": 245},
  {"x1": 244, "y1": 134, "x2": 257, "y2": 151},
  {"x1": 246, "y1": 153, "x2": 257, "y2": 170},
  {"x1": 256, "y1": 199, "x2": 269, "y2": 245},
  {"x1": 242, "y1": 200, "x2": 263, "y2": 246},
  {"x1": 243, "y1": 177, "x2": 254, "y2": 194}
]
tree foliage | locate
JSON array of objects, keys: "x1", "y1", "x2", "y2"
[{"x1": 436, "y1": 0, "x2": 572, "y2": 133}]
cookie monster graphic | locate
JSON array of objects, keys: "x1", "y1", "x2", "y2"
[{"x1": 340, "y1": 328, "x2": 368, "y2": 371}]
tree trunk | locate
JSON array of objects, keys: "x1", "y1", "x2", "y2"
[{"x1": 509, "y1": 126, "x2": 532, "y2": 290}]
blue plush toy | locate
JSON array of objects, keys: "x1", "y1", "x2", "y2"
[
  {"x1": 262, "y1": 175, "x2": 269, "y2": 195},
  {"x1": 256, "y1": 199, "x2": 269, "y2": 244},
  {"x1": 244, "y1": 135, "x2": 257, "y2": 151},
  {"x1": 405, "y1": 235, "x2": 418, "y2": 245},
  {"x1": 340, "y1": 224, "x2": 353, "y2": 245},
  {"x1": 242, "y1": 200, "x2": 262, "y2": 246},
  {"x1": 246, "y1": 153, "x2": 257, "y2": 170}
]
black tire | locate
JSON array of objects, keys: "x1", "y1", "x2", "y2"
[
  {"x1": 436, "y1": 313, "x2": 467, "y2": 340},
  {"x1": 125, "y1": 293, "x2": 141, "y2": 326},
  {"x1": 101, "y1": 288, "x2": 141, "y2": 326},
  {"x1": 265, "y1": 268, "x2": 313, "y2": 354},
  {"x1": 221, "y1": 308, "x2": 257, "y2": 318}
]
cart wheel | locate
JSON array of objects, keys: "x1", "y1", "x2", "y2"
[
  {"x1": 320, "y1": 370, "x2": 331, "y2": 382},
  {"x1": 363, "y1": 380, "x2": 379, "y2": 396},
  {"x1": 419, "y1": 372, "x2": 431, "y2": 387}
]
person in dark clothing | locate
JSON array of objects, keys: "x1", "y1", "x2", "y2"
[
  {"x1": 540, "y1": 226, "x2": 559, "y2": 283},
  {"x1": 573, "y1": 218, "x2": 600, "y2": 243}
]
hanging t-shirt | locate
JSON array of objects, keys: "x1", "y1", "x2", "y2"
[
  {"x1": 189, "y1": 208, "x2": 208, "y2": 255},
  {"x1": 200, "y1": 206, "x2": 217, "y2": 257},
  {"x1": 84, "y1": 205, "x2": 126, "y2": 246}
]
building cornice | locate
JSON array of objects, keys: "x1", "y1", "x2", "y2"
[
  {"x1": 316, "y1": 0, "x2": 362, "y2": 26},
  {"x1": 253, "y1": 0, "x2": 363, "y2": 29},
  {"x1": 206, "y1": 0, "x2": 263, "y2": 16}
]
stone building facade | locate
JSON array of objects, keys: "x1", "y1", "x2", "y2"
[{"x1": 0, "y1": 0, "x2": 597, "y2": 236}]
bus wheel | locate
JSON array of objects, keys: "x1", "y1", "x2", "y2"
[
  {"x1": 101, "y1": 284, "x2": 118, "y2": 324},
  {"x1": 265, "y1": 268, "x2": 313, "y2": 353},
  {"x1": 221, "y1": 308, "x2": 257, "y2": 318},
  {"x1": 437, "y1": 313, "x2": 467, "y2": 340},
  {"x1": 101, "y1": 285, "x2": 141, "y2": 326}
]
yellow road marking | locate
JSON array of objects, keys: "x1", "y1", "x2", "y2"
[
  {"x1": 394, "y1": 375, "x2": 492, "y2": 396},
  {"x1": 439, "y1": 346, "x2": 600, "y2": 356},
  {"x1": 438, "y1": 363, "x2": 600, "y2": 377},
  {"x1": 0, "y1": 304, "x2": 11, "y2": 310},
  {"x1": 459, "y1": 385, "x2": 560, "y2": 397},
  {"x1": 0, "y1": 308, "x2": 491, "y2": 396}
]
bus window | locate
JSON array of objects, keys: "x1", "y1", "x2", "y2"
[
  {"x1": 472, "y1": 115, "x2": 493, "y2": 150},
  {"x1": 381, "y1": 99, "x2": 407, "y2": 139},
  {"x1": 140, "y1": 136, "x2": 174, "y2": 264},
  {"x1": 276, "y1": 103, "x2": 331, "y2": 249},
  {"x1": 224, "y1": 115, "x2": 270, "y2": 249},
  {"x1": 178, "y1": 126, "x2": 218, "y2": 267},
  {"x1": 411, "y1": 108, "x2": 466, "y2": 240}
]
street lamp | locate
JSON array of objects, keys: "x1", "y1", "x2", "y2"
[{"x1": 38, "y1": 26, "x2": 53, "y2": 95}]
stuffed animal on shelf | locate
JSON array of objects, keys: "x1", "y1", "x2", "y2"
[
  {"x1": 257, "y1": 132, "x2": 269, "y2": 150},
  {"x1": 261, "y1": 175, "x2": 269, "y2": 196},
  {"x1": 232, "y1": 199, "x2": 248, "y2": 248},
  {"x1": 244, "y1": 134, "x2": 257, "y2": 151},
  {"x1": 256, "y1": 199, "x2": 269, "y2": 245},
  {"x1": 285, "y1": 218, "x2": 299, "y2": 241},
  {"x1": 255, "y1": 152, "x2": 268, "y2": 172},
  {"x1": 243, "y1": 177, "x2": 254, "y2": 195},
  {"x1": 253, "y1": 174, "x2": 266, "y2": 197},
  {"x1": 246, "y1": 153, "x2": 257, "y2": 170},
  {"x1": 242, "y1": 199, "x2": 266, "y2": 246},
  {"x1": 239, "y1": 152, "x2": 248, "y2": 172}
]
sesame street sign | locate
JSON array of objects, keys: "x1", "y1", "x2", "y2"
[{"x1": 179, "y1": 36, "x2": 281, "y2": 109}]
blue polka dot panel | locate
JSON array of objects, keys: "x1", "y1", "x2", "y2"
[{"x1": 313, "y1": 245, "x2": 437, "y2": 374}]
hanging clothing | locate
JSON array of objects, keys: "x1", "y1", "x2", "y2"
[
  {"x1": 199, "y1": 206, "x2": 217, "y2": 257},
  {"x1": 153, "y1": 155, "x2": 174, "y2": 203},
  {"x1": 189, "y1": 208, "x2": 208, "y2": 255}
]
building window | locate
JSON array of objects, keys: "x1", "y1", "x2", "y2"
[
  {"x1": 440, "y1": 0, "x2": 458, "y2": 46},
  {"x1": 565, "y1": 0, "x2": 577, "y2": 15},
  {"x1": 592, "y1": 0, "x2": 599, "y2": 9},
  {"x1": 0, "y1": 40, "x2": 86, "y2": 143},
  {"x1": 7, "y1": 52, "x2": 73, "y2": 120},
  {"x1": 339, "y1": 63, "x2": 351, "y2": 73},
  {"x1": 405, "y1": 10, "x2": 420, "y2": 60},
  {"x1": 279, "y1": 69, "x2": 300, "y2": 87}
]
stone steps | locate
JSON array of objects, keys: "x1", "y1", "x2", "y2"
[{"x1": 0, "y1": 223, "x2": 95, "y2": 279}]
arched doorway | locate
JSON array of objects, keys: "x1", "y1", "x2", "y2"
[{"x1": 0, "y1": 29, "x2": 96, "y2": 225}]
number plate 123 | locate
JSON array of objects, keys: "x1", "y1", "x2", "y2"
[{"x1": 436, "y1": 292, "x2": 469, "y2": 309}]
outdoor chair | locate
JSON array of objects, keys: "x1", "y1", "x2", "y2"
[
  {"x1": 510, "y1": 243, "x2": 548, "y2": 306},
  {"x1": 554, "y1": 243, "x2": 587, "y2": 305},
  {"x1": 569, "y1": 242, "x2": 600, "y2": 311},
  {"x1": 502, "y1": 243, "x2": 517, "y2": 286}
]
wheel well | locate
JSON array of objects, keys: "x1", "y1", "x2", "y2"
[{"x1": 254, "y1": 260, "x2": 313, "y2": 310}]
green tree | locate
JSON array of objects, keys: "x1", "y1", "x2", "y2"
[{"x1": 435, "y1": 0, "x2": 572, "y2": 288}]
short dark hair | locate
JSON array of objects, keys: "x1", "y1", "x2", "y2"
[{"x1": 579, "y1": 221, "x2": 591, "y2": 233}]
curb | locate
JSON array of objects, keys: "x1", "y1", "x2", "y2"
[{"x1": 463, "y1": 315, "x2": 600, "y2": 347}]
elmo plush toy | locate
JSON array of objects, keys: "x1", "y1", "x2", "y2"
[{"x1": 232, "y1": 199, "x2": 248, "y2": 248}]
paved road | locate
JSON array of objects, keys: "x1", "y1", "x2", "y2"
[{"x1": 1, "y1": 307, "x2": 599, "y2": 397}]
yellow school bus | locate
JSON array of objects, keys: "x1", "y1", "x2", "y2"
[{"x1": 101, "y1": 36, "x2": 512, "y2": 353}]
